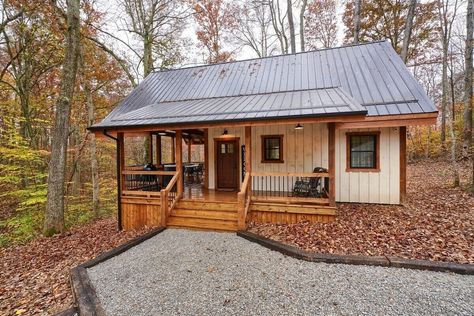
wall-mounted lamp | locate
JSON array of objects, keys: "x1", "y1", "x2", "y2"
[
  {"x1": 222, "y1": 129, "x2": 229, "y2": 135},
  {"x1": 295, "y1": 123, "x2": 304, "y2": 130}
]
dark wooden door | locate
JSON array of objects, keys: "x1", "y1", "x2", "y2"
[{"x1": 216, "y1": 140, "x2": 239, "y2": 190}]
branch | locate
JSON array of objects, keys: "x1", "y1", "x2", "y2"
[
  {"x1": 84, "y1": 35, "x2": 137, "y2": 88},
  {"x1": 0, "y1": 9, "x2": 23, "y2": 34}
]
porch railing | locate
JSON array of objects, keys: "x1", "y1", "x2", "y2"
[
  {"x1": 122, "y1": 170, "x2": 176, "y2": 197},
  {"x1": 160, "y1": 171, "x2": 180, "y2": 225},
  {"x1": 121, "y1": 170, "x2": 181, "y2": 227},
  {"x1": 250, "y1": 171, "x2": 330, "y2": 205},
  {"x1": 237, "y1": 172, "x2": 252, "y2": 230}
]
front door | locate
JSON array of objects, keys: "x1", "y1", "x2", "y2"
[{"x1": 216, "y1": 139, "x2": 239, "y2": 191}]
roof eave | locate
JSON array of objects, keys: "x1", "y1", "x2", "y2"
[{"x1": 87, "y1": 110, "x2": 368, "y2": 132}]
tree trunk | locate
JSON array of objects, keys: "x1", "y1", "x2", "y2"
[
  {"x1": 448, "y1": 101, "x2": 460, "y2": 187},
  {"x1": 44, "y1": 0, "x2": 81, "y2": 236},
  {"x1": 299, "y1": 0, "x2": 308, "y2": 52},
  {"x1": 287, "y1": 0, "x2": 296, "y2": 53},
  {"x1": 143, "y1": 34, "x2": 153, "y2": 77},
  {"x1": 353, "y1": 0, "x2": 361, "y2": 44},
  {"x1": 401, "y1": 0, "x2": 417, "y2": 63},
  {"x1": 463, "y1": 0, "x2": 473, "y2": 163},
  {"x1": 441, "y1": 39, "x2": 448, "y2": 149},
  {"x1": 86, "y1": 85, "x2": 100, "y2": 217}
]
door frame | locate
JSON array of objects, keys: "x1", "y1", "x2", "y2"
[{"x1": 214, "y1": 137, "x2": 240, "y2": 191}]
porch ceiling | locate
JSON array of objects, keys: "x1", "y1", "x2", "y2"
[{"x1": 91, "y1": 87, "x2": 366, "y2": 129}]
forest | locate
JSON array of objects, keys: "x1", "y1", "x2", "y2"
[
  {"x1": 0, "y1": 0, "x2": 473, "y2": 314},
  {"x1": 0, "y1": 0, "x2": 472, "y2": 245}
]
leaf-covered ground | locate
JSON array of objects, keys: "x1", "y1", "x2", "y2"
[
  {"x1": 250, "y1": 160, "x2": 474, "y2": 264},
  {"x1": 0, "y1": 218, "x2": 154, "y2": 315}
]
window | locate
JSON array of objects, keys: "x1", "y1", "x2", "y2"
[
  {"x1": 261, "y1": 135, "x2": 284, "y2": 163},
  {"x1": 346, "y1": 132, "x2": 380, "y2": 171},
  {"x1": 220, "y1": 143, "x2": 234, "y2": 154}
]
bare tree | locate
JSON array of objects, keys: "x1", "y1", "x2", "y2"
[
  {"x1": 286, "y1": 0, "x2": 296, "y2": 53},
  {"x1": 85, "y1": 84, "x2": 99, "y2": 217},
  {"x1": 269, "y1": 0, "x2": 289, "y2": 53},
  {"x1": 118, "y1": 0, "x2": 188, "y2": 77},
  {"x1": 401, "y1": 0, "x2": 417, "y2": 63},
  {"x1": 464, "y1": 0, "x2": 474, "y2": 190},
  {"x1": 353, "y1": 0, "x2": 361, "y2": 43},
  {"x1": 437, "y1": 0, "x2": 461, "y2": 186},
  {"x1": 438, "y1": 0, "x2": 459, "y2": 150},
  {"x1": 229, "y1": 0, "x2": 277, "y2": 57},
  {"x1": 304, "y1": 0, "x2": 338, "y2": 49},
  {"x1": 299, "y1": 0, "x2": 308, "y2": 51},
  {"x1": 44, "y1": 0, "x2": 81, "y2": 235}
]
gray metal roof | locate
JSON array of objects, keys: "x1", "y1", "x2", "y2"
[
  {"x1": 108, "y1": 87, "x2": 366, "y2": 126},
  {"x1": 93, "y1": 41, "x2": 436, "y2": 129}
]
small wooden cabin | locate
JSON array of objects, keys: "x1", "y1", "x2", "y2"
[{"x1": 89, "y1": 41, "x2": 437, "y2": 231}]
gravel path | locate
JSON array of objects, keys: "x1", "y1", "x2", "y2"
[{"x1": 88, "y1": 229, "x2": 474, "y2": 316}]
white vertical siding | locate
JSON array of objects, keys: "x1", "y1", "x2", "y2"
[
  {"x1": 207, "y1": 124, "x2": 401, "y2": 204},
  {"x1": 335, "y1": 127, "x2": 400, "y2": 204}
]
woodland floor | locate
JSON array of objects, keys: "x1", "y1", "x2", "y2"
[
  {"x1": 0, "y1": 218, "x2": 154, "y2": 315},
  {"x1": 250, "y1": 159, "x2": 474, "y2": 264},
  {"x1": 0, "y1": 160, "x2": 473, "y2": 316}
]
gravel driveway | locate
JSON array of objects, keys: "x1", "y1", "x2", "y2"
[{"x1": 88, "y1": 229, "x2": 474, "y2": 316}]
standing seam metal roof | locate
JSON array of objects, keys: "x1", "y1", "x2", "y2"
[{"x1": 93, "y1": 41, "x2": 436, "y2": 129}]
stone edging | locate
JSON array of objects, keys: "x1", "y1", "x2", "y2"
[
  {"x1": 69, "y1": 227, "x2": 166, "y2": 316},
  {"x1": 237, "y1": 231, "x2": 474, "y2": 275}
]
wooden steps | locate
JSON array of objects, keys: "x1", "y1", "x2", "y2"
[{"x1": 167, "y1": 200, "x2": 238, "y2": 231}]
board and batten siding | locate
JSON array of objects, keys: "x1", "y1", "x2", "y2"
[
  {"x1": 335, "y1": 127, "x2": 400, "y2": 204},
  {"x1": 208, "y1": 125, "x2": 401, "y2": 204}
]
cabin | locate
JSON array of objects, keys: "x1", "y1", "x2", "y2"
[{"x1": 89, "y1": 41, "x2": 437, "y2": 231}]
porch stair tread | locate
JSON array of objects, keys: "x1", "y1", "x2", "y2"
[
  {"x1": 177, "y1": 200, "x2": 238, "y2": 211},
  {"x1": 167, "y1": 216, "x2": 238, "y2": 231},
  {"x1": 171, "y1": 209, "x2": 238, "y2": 220}
]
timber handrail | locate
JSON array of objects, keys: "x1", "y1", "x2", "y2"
[
  {"x1": 250, "y1": 170, "x2": 330, "y2": 206},
  {"x1": 237, "y1": 172, "x2": 252, "y2": 230},
  {"x1": 251, "y1": 171, "x2": 329, "y2": 177},
  {"x1": 160, "y1": 171, "x2": 181, "y2": 226},
  {"x1": 122, "y1": 170, "x2": 176, "y2": 175}
]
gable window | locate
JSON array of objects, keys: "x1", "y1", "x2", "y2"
[
  {"x1": 346, "y1": 132, "x2": 380, "y2": 171},
  {"x1": 261, "y1": 135, "x2": 284, "y2": 163}
]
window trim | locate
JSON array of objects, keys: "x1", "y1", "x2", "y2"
[
  {"x1": 346, "y1": 131, "x2": 380, "y2": 172},
  {"x1": 261, "y1": 135, "x2": 284, "y2": 163}
]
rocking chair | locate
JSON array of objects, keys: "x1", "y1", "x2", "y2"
[{"x1": 292, "y1": 167, "x2": 328, "y2": 198}]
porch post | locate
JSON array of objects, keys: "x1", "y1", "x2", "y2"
[
  {"x1": 148, "y1": 132, "x2": 153, "y2": 164},
  {"x1": 171, "y1": 135, "x2": 176, "y2": 163},
  {"x1": 117, "y1": 132, "x2": 125, "y2": 230},
  {"x1": 400, "y1": 126, "x2": 407, "y2": 203},
  {"x1": 155, "y1": 135, "x2": 161, "y2": 165},
  {"x1": 328, "y1": 123, "x2": 336, "y2": 207},
  {"x1": 204, "y1": 129, "x2": 209, "y2": 189},
  {"x1": 245, "y1": 126, "x2": 252, "y2": 175},
  {"x1": 176, "y1": 130, "x2": 184, "y2": 197},
  {"x1": 188, "y1": 139, "x2": 192, "y2": 163}
]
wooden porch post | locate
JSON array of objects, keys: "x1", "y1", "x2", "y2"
[
  {"x1": 188, "y1": 139, "x2": 192, "y2": 163},
  {"x1": 204, "y1": 129, "x2": 209, "y2": 189},
  {"x1": 171, "y1": 136, "x2": 176, "y2": 163},
  {"x1": 176, "y1": 130, "x2": 184, "y2": 197},
  {"x1": 148, "y1": 132, "x2": 153, "y2": 163},
  {"x1": 400, "y1": 126, "x2": 407, "y2": 203},
  {"x1": 117, "y1": 132, "x2": 125, "y2": 230},
  {"x1": 155, "y1": 135, "x2": 161, "y2": 165},
  {"x1": 245, "y1": 126, "x2": 252, "y2": 175},
  {"x1": 328, "y1": 123, "x2": 336, "y2": 207}
]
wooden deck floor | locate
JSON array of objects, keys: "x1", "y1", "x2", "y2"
[{"x1": 182, "y1": 185, "x2": 238, "y2": 202}]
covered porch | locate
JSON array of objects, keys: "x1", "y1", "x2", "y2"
[{"x1": 115, "y1": 123, "x2": 337, "y2": 231}]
